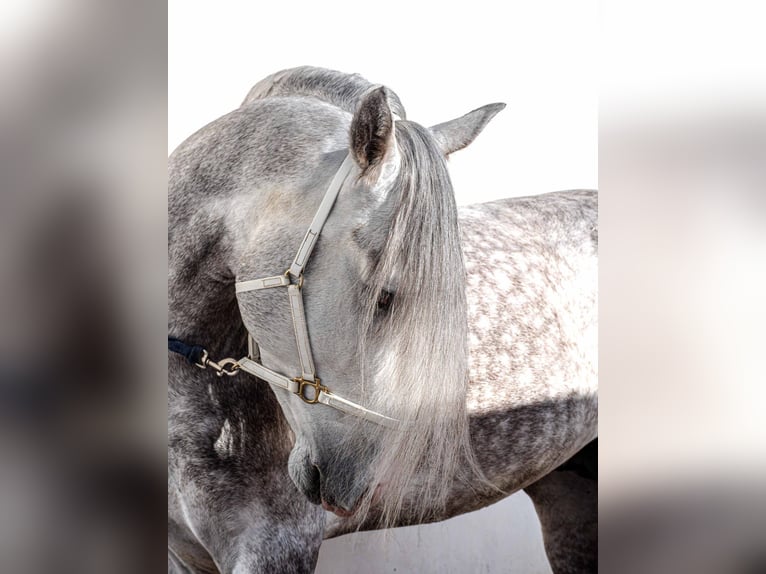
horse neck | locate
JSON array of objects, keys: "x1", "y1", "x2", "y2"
[
  {"x1": 243, "y1": 66, "x2": 407, "y2": 118},
  {"x1": 168, "y1": 226, "x2": 246, "y2": 365},
  {"x1": 167, "y1": 215, "x2": 291, "y2": 454}
]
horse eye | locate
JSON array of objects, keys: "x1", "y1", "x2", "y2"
[{"x1": 377, "y1": 290, "x2": 394, "y2": 311}]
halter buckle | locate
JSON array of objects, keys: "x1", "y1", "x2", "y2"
[
  {"x1": 293, "y1": 376, "x2": 327, "y2": 404},
  {"x1": 284, "y1": 269, "x2": 304, "y2": 289}
]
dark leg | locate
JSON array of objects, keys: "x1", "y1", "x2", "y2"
[{"x1": 524, "y1": 439, "x2": 597, "y2": 574}]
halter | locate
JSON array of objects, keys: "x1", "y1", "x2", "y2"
[{"x1": 233, "y1": 153, "x2": 401, "y2": 428}]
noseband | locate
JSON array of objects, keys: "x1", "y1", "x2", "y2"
[{"x1": 170, "y1": 154, "x2": 401, "y2": 429}]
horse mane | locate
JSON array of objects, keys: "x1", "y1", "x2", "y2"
[
  {"x1": 241, "y1": 66, "x2": 407, "y2": 119},
  {"x1": 346, "y1": 120, "x2": 487, "y2": 527}
]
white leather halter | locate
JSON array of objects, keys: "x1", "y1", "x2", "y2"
[{"x1": 235, "y1": 154, "x2": 401, "y2": 429}]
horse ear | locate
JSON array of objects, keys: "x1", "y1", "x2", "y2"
[
  {"x1": 350, "y1": 87, "x2": 396, "y2": 172},
  {"x1": 430, "y1": 103, "x2": 506, "y2": 156}
]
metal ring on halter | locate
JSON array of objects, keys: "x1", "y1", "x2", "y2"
[
  {"x1": 284, "y1": 268, "x2": 304, "y2": 289},
  {"x1": 292, "y1": 376, "x2": 327, "y2": 404},
  {"x1": 214, "y1": 358, "x2": 241, "y2": 377}
]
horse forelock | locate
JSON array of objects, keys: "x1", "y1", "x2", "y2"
[{"x1": 347, "y1": 120, "x2": 486, "y2": 526}]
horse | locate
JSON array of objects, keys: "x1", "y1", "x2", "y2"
[{"x1": 168, "y1": 67, "x2": 597, "y2": 573}]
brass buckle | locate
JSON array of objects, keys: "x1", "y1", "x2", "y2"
[
  {"x1": 293, "y1": 376, "x2": 327, "y2": 404},
  {"x1": 284, "y1": 269, "x2": 304, "y2": 289}
]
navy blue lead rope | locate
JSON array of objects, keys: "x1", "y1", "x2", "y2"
[{"x1": 168, "y1": 337, "x2": 206, "y2": 366}]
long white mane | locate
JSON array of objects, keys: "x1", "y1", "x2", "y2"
[{"x1": 346, "y1": 120, "x2": 486, "y2": 526}]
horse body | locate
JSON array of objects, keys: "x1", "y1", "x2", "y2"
[
  {"x1": 169, "y1": 67, "x2": 597, "y2": 573},
  {"x1": 461, "y1": 191, "x2": 597, "y2": 496},
  {"x1": 325, "y1": 191, "x2": 598, "y2": 535}
]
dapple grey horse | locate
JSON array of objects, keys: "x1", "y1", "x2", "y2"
[{"x1": 169, "y1": 67, "x2": 596, "y2": 573}]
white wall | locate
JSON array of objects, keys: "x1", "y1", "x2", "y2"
[
  {"x1": 169, "y1": 1, "x2": 596, "y2": 571},
  {"x1": 316, "y1": 493, "x2": 552, "y2": 574},
  {"x1": 169, "y1": 0, "x2": 597, "y2": 204}
]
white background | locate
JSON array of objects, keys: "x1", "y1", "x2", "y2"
[
  {"x1": 169, "y1": 0, "x2": 597, "y2": 204},
  {"x1": 169, "y1": 1, "x2": 596, "y2": 571}
]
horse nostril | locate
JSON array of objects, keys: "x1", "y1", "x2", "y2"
[{"x1": 304, "y1": 463, "x2": 321, "y2": 505}]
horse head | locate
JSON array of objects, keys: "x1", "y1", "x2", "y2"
[{"x1": 231, "y1": 85, "x2": 504, "y2": 524}]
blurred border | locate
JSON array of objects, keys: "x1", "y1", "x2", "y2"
[
  {"x1": 1, "y1": 0, "x2": 166, "y2": 572},
  {"x1": 600, "y1": 1, "x2": 766, "y2": 572}
]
